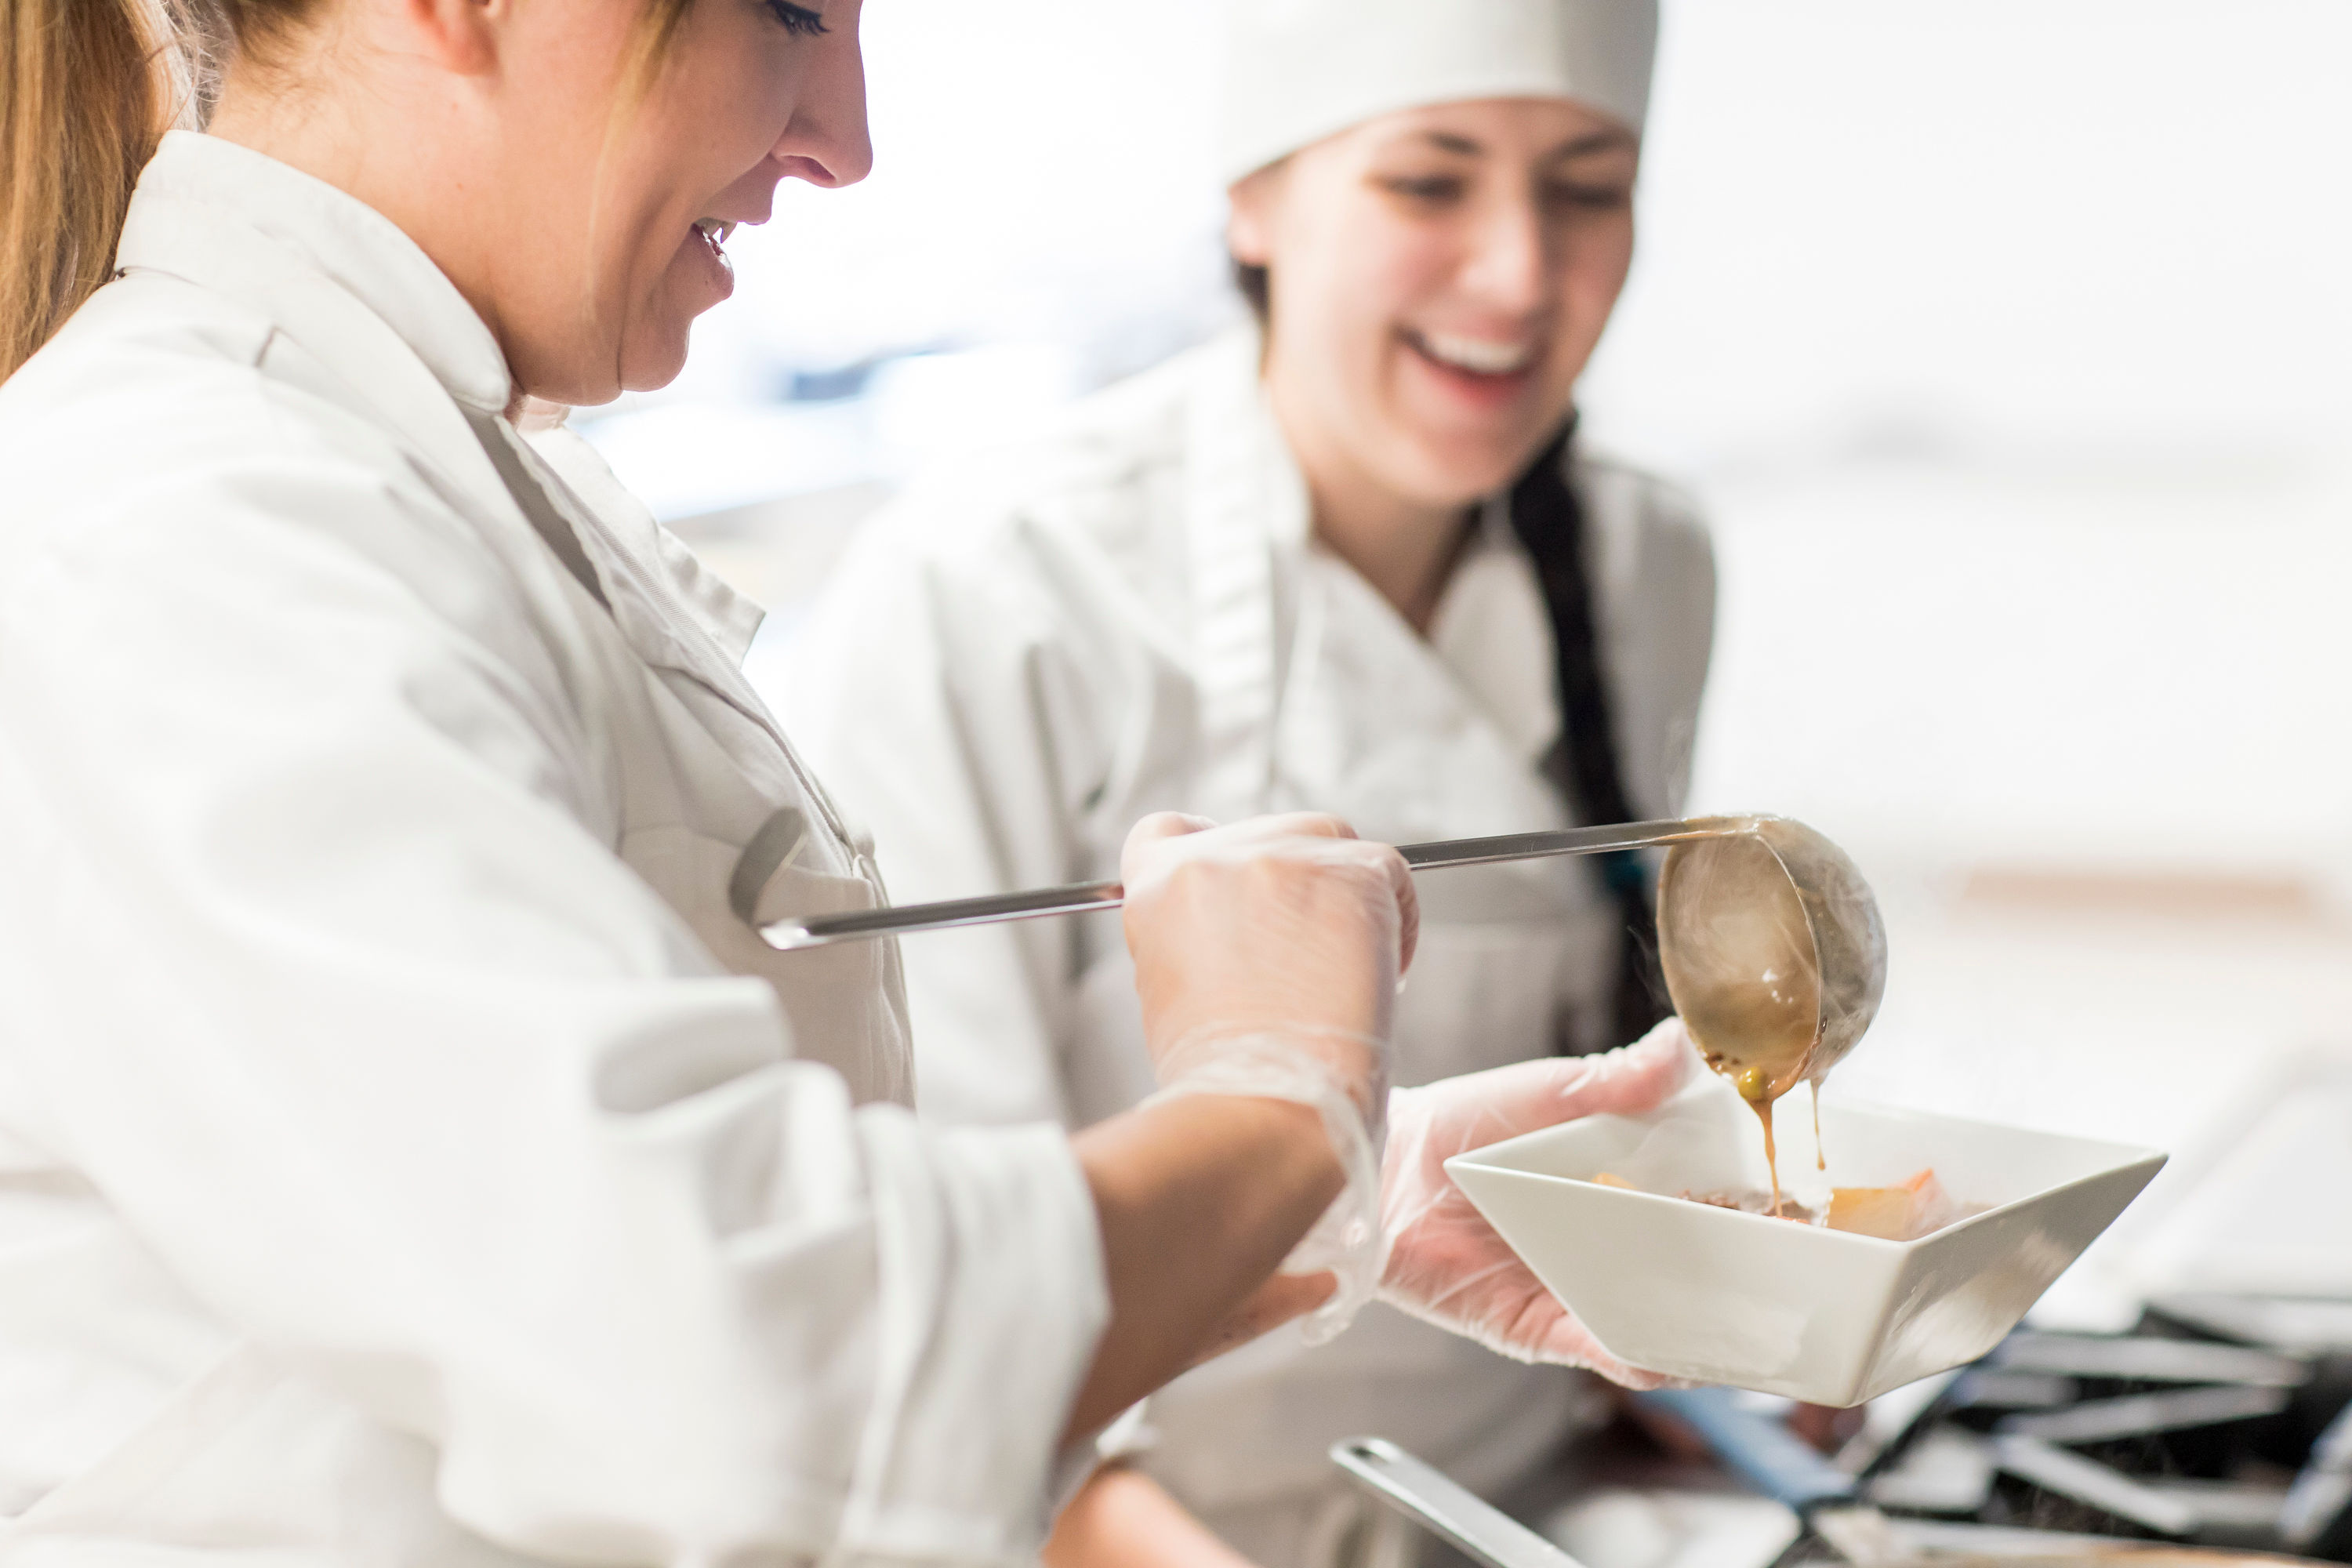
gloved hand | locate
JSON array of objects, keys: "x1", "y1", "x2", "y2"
[
  {"x1": 1120, "y1": 812, "x2": 1420, "y2": 1339},
  {"x1": 1376, "y1": 1018, "x2": 1697, "y2": 1383}
]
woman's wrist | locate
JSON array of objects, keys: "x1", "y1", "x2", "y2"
[
  {"x1": 1184, "y1": 1272, "x2": 1338, "y2": 1370},
  {"x1": 1142, "y1": 1025, "x2": 1390, "y2": 1345},
  {"x1": 1063, "y1": 1093, "x2": 1342, "y2": 1437}
]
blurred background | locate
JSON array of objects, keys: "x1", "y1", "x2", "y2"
[{"x1": 579, "y1": 0, "x2": 2352, "y2": 1314}]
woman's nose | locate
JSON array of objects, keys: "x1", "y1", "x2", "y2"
[
  {"x1": 1456, "y1": 195, "x2": 1550, "y2": 317},
  {"x1": 774, "y1": 23, "x2": 874, "y2": 188}
]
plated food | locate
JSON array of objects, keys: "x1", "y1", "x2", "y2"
[
  {"x1": 1443, "y1": 1080, "x2": 2167, "y2": 1403},
  {"x1": 1592, "y1": 1166, "x2": 1981, "y2": 1242}
]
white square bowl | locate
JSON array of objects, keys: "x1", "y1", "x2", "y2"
[{"x1": 1444, "y1": 1076, "x2": 2165, "y2": 1406}]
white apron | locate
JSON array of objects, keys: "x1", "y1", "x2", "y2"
[{"x1": 789, "y1": 332, "x2": 1715, "y2": 1568}]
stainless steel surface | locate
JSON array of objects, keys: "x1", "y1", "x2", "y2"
[
  {"x1": 1338, "y1": 1429, "x2": 2313, "y2": 1568},
  {"x1": 1955, "y1": 1371, "x2": 2085, "y2": 1412},
  {"x1": 1864, "y1": 1517, "x2": 2307, "y2": 1563},
  {"x1": 1346, "y1": 1307, "x2": 2348, "y2": 1568},
  {"x1": 2151, "y1": 1299, "x2": 2352, "y2": 1359},
  {"x1": 1991, "y1": 1436, "x2": 2203, "y2": 1538},
  {"x1": 1991, "y1": 1335, "x2": 2312, "y2": 1391},
  {"x1": 1628, "y1": 1379, "x2": 2328, "y2": 1566},
  {"x1": 1998, "y1": 1388, "x2": 2296, "y2": 1447},
  {"x1": 1864, "y1": 1429, "x2": 1997, "y2": 1515},
  {"x1": 1330, "y1": 1437, "x2": 1595, "y2": 1568},
  {"x1": 1830, "y1": 1313, "x2": 2351, "y2": 1563},
  {"x1": 2281, "y1": 1402, "x2": 2352, "y2": 1555},
  {"x1": 1475, "y1": 1306, "x2": 2347, "y2": 1568}
]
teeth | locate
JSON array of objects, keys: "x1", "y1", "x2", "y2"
[
  {"x1": 695, "y1": 219, "x2": 738, "y2": 250},
  {"x1": 1417, "y1": 331, "x2": 1534, "y2": 376}
]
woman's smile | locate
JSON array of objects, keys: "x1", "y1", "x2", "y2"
[
  {"x1": 683, "y1": 216, "x2": 740, "y2": 306},
  {"x1": 1398, "y1": 325, "x2": 1546, "y2": 412}
]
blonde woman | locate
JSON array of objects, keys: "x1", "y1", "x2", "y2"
[
  {"x1": 0, "y1": 1, "x2": 1691, "y2": 1563},
  {"x1": 792, "y1": 4, "x2": 1712, "y2": 1566}
]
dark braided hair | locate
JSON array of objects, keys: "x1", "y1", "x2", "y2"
[{"x1": 1507, "y1": 419, "x2": 1671, "y2": 1053}]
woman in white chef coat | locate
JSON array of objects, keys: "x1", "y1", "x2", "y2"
[
  {"x1": 789, "y1": 4, "x2": 1714, "y2": 1567},
  {"x1": 0, "y1": 1, "x2": 1695, "y2": 1564}
]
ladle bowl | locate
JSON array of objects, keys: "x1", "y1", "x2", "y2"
[{"x1": 1657, "y1": 816, "x2": 1888, "y2": 1102}]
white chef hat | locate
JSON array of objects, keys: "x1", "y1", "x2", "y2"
[{"x1": 1216, "y1": 0, "x2": 1660, "y2": 187}]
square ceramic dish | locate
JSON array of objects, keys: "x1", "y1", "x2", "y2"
[{"x1": 1444, "y1": 1076, "x2": 2165, "y2": 1406}]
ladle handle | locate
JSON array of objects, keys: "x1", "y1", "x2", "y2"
[
  {"x1": 1330, "y1": 1437, "x2": 1595, "y2": 1568},
  {"x1": 758, "y1": 816, "x2": 1752, "y2": 951}
]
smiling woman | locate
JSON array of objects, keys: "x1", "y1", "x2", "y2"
[
  {"x1": 0, "y1": 0, "x2": 866, "y2": 392},
  {"x1": 783, "y1": 5, "x2": 1715, "y2": 1567},
  {"x1": 0, "y1": 0, "x2": 1694, "y2": 1562},
  {"x1": 189, "y1": 0, "x2": 873, "y2": 402},
  {"x1": 1229, "y1": 100, "x2": 1642, "y2": 609}
]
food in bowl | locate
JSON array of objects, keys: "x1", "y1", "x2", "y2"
[{"x1": 1592, "y1": 1166, "x2": 1984, "y2": 1241}]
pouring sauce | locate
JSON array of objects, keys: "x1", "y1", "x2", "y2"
[
  {"x1": 1658, "y1": 831, "x2": 1824, "y2": 1214},
  {"x1": 1655, "y1": 818, "x2": 1889, "y2": 1214}
]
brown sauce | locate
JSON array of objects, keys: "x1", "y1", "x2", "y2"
[
  {"x1": 1660, "y1": 825, "x2": 1848, "y2": 1210},
  {"x1": 1749, "y1": 1093, "x2": 1783, "y2": 1216},
  {"x1": 1723, "y1": 1062, "x2": 1800, "y2": 1216},
  {"x1": 1606, "y1": 1172, "x2": 1980, "y2": 1242}
]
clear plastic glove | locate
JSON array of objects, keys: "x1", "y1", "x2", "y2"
[
  {"x1": 1377, "y1": 1018, "x2": 1697, "y2": 1382},
  {"x1": 1122, "y1": 812, "x2": 1420, "y2": 1338}
]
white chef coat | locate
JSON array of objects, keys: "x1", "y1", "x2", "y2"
[
  {"x1": 0, "y1": 132, "x2": 1107, "y2": 1568},
  {"x1": 788, "y1": 332, "x2": 1715, "y2": 1568}
]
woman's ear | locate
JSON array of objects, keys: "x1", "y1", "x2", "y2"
[
  {"x1": 1224, "y1": 163, "x2": 1283, "y2": 267},
  {"x1": 394, "y1": 0, "x2": 504, "y2": 76}
]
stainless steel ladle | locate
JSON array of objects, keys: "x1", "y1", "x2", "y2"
[
  {"x1": 760, "y1": 813, "x2": 1887, "y2": 1089},
  {"x1": 1657, "y1": 815, "x2": 1889, "y2": 1100}
]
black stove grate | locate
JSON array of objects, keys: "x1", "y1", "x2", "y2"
[{"x1": 1837, "y1": 1296, "x2": 2352, "y2": 1559}]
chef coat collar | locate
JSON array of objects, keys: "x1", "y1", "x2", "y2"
[
  {"x1": 1183, "y1": 326, "x2": 1305, "y2": 819},
  {"x1": 111, "y1": 135, "x2": 815, "y2": 797},
  {"x1": 116, "y1": 132, "x2": 514, "y2": 416},
  {"x1": 1430, "y1": 497, "x2": 1565, "y2": 768},
  {"x1": 1190, "y1": 325, "x2": 1565, "y2": 782}
]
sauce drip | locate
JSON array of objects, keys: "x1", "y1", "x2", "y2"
[
  {"x1": 1735, "y1": 1065, "x2": 1784, "y2": 1217},
  {"x1": 1661, "y1": 830, "x2": 1823, "y2": 1218},
  {"x1": 1751, "y1": 1096, "x2": 1782, "y2": 1217},
  {"x1": 1812, "y1": 1080, "x2": 1826, "y2": 1173}
]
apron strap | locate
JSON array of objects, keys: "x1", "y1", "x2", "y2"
[{"x1": 1506, "y1": 419, "x2": 1671, "y2": 1052}]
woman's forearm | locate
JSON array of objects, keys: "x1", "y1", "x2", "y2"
[
  {"x1": 1063, "y1": 1094, "x2": 1343, "y2": 1438},
  {"x1": 1047, "y1": 1465, "x2": 1261, "y2": 1568},
  {"x1": 1183, "y1": 1272, "x2": 1337, "y2": 1371}
]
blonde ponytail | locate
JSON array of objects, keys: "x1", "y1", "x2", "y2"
[{"x1": 0, "y1": 0, "x2": 205, "y2": 378}]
